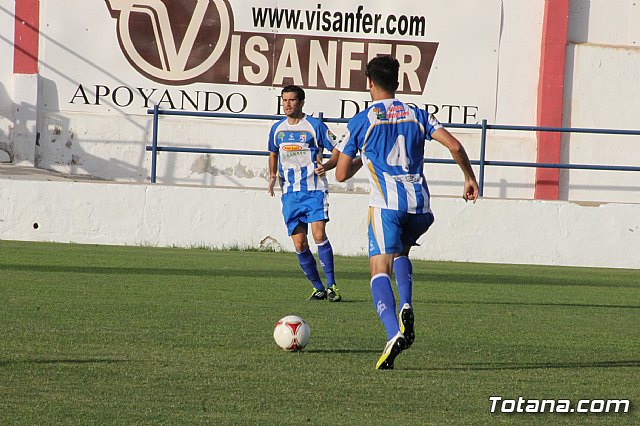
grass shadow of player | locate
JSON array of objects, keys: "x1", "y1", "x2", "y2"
[{"x1": 404, "y1": 359, "x2": 640, "y2": 372}]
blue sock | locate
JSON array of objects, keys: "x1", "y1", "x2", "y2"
[
  {"x1": 316, "y1": 239, "x2": 335, "y2": 286},
  {"x1": 370, "y1": 274, "x2": 399, "y2": 340},
  {"x1": 297, "y1": 249, "x2": 324, "y2": 290},
  {"x1": 394, "y1": 256, "x2": 413, "y2": 308}
]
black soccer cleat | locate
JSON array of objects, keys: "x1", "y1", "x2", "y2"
[
  {"x1": 399, "y1": 303, "x2": 415, "y2": 348},
  {"x1": 327, "y1": 285, "x2": 342, "y2": 302},
  {"x1": 308, "y1": 288, "x2": 327, "y2": 300}
]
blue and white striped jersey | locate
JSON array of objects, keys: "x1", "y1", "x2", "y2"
[
  {"x1": 268, "y1": 115, "x2": 337, "y2": 194},
  {"x1": 338, "y1": 99, "x2": 442, "y2": 213}
]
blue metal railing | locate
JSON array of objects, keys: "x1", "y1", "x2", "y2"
[{"x1": 145, "y1": 105, "x2": 640, "y2": 196}]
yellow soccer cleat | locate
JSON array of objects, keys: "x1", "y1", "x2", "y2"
[{"x1": 375, "y1": 333, "x2": 407, "y2": 370}]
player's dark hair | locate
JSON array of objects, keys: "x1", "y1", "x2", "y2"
[
  {"x1": 365, "y1": 55, "x2": 400, "y2": 93},
  {"x1": 281, "y1": 85, "x2": 305, "y2": 101}
]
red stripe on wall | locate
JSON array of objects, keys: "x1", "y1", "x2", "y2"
[
  {"x1": 14, "y1": 0, "x2": 40, "y2": 74},
  {"x1": 534, "y1": 0, "x2": 569, "y2": 200}
]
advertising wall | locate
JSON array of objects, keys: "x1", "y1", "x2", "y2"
[
  {"x1": 43, "y1": 1, "x2": 501, "y2": 120},
  {"x1": 30, "y1": 0, "x2": 542, "y2": 197},
  {"x1": 7, "y1": 1, "x2": 637, "y2": 204}
]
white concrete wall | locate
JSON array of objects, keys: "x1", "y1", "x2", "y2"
[
  {"x1": 425, "y1": 1, "x2": 545, "y2": 201},
  {"x1": 562, "y1": 43, "x2": 640, "y2": 204},
  {"x1": 0, "y1": 2, "x2": 14, "y2": 163},
  {"x1": 0, "y1": 2, "x2": 37, "y2": 166},
  {"x1": 11, "y1": 74, "x2": 38, "y2": 166},
  {"x1": 569, "y1": 0, "x2": 640, "y2": 45},
  {"x1": 564, "y1": 0, "x2": 640, "y2": 204},
  {"x1": 1, "y1": 177, "x2": 638, "y2": 269}
]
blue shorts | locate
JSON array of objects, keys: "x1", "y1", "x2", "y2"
[
  {"x1": 282, "y1": 191, "x2": 329, "y2": 236},
  {"x1": 367, "y1": 207, "x2": 434, "y2": 256}
]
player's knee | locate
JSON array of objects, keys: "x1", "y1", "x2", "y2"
[
  {"x1": 311, "y1": 225, "x2": 327, "y2": 243},
  {"x1": 294, "y1": 240, "x2": 309, "y2": 253}
]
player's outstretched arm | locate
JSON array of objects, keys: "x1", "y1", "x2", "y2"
[
  {"x1": 432, "y1": 128, "x2": 479, "y2": 203},
  {"x1": 268, "y1": 152, "x2": 279, "y2": 196}
]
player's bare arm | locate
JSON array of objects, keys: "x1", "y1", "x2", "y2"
[
  {"x1": 335, "y1": 153, "x2": 362, "y2": 182},
  {"x1": 315, "y1": 148, "x2": 340, "y2": 176},
  {"x1": 268, "y1": 151, "x2": 279, "y2": 196},
  {"x1": 432, "y1": 127, "x2": 479, "y2": 203}
]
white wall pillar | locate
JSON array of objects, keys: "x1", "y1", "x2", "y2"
[{"x1": 11, "y1": 74, "x2": 39, "y2": 166}]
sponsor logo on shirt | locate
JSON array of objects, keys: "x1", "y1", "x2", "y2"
[
  {"x1": 390, "y1": 174, "x2": 421, "y2": 183},
  {"x1": 386, "y1": 105, "x2": 409, "y2": 119},
  {"x1": 373, "y1": 105, "x2": 410, "y2": 121}
]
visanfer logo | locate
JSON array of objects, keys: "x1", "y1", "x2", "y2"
[
  {"x1": 106, "y1": 0, "x2": 231, "y2": 83},
  {"x1": 105, "y1": 0, "x2": 438, "y2": 93}
]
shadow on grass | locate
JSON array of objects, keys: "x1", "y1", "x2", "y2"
[
  {"x1": 426, "y1": 300, "x2": 640, "y2": 310},
  {"x1": 304, "y1": 349, "x2": 379, "y2": 354},
  {"x1": 3, "y1": 263, "x2": 638, "y2": 289},
  {"x1": 0, "y1": 263, "x2": 371, "y2": 283},
  {"x1": 0, "y1": 358, "x2": 132, "y2": 367},
  {"x1": 410, "y1": 360, "x2": 640, "y2": 372},
  {"x1": 411, "y1": 272, "x2": 640, "y2": 289}
]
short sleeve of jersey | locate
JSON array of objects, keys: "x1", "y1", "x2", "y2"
[
  {"x1": 268, "y1": 120, "x2": 283, "y2": 153},
  {"x1": 308, "y1": 117, "x2": 337, "y2": 152},
  {"x1": 417, "y1": 109, "x2": 443, "y2": 141},
  {"x1": 337, "y1": 113, "x2": 367, "y2": 158}
]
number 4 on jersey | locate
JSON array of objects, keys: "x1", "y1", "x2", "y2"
[{"x1": 386, "y1": 135, "x2": 410, "y2": 171}]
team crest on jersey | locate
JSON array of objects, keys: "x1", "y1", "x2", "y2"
[
  {"x1": 373, "y1": 108, "x2": 386, "y2": 121},
  {"x1": 299, "y1": 133, "x2": 307, "y2": 142},
  {"x1": 327, "y1": 129, "x2": 337, "y2": 141}
]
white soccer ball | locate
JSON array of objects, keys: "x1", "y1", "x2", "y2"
[{"x1": 273, "y1": 315, "x2": 311, "y2": 351}]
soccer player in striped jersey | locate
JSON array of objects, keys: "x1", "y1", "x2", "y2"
[
  {"x1": 268, "y1": 85, "x2": 342, "y2": 302},
  {"x1": 336, "y1": 56, "x2": 479, "y2": 369}
]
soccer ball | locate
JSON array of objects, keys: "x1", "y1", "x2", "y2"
[{"x1": 273, "y1": 315, "x2": 311, "y2": 351}]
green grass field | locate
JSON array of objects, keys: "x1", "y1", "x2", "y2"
[{"x1": 1, "y1": 240, "x2": 638, "y2": 425}]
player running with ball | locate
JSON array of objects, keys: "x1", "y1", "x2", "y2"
[{"x1": 335, "y1": 56, "x2": 478, "y2": 369}]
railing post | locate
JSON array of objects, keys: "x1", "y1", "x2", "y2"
[
  {"x1": 318, "y1": 111, "x2": 324, "y2": 122},
  {"x1": 151, "y1": 104, "x2": 159, "y2": 183},
  {"x1": 479, "y1": 119, "x2": 487, "y2": 197}
]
